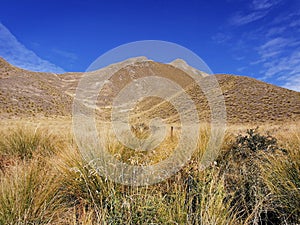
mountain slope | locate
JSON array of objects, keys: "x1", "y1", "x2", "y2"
[
  {"x1": 0, "y1": 57, "x2": 299, "y2": 124},
  {"x1": 0, "y1": 58, "x2": 72, "y2": 117}
]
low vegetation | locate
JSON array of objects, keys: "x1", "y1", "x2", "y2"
[{"x1": 0, "y1": 123, "x2": 299, "y2": 224}]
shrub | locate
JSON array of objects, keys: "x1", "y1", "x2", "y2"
[
  {"x1": 232, "y1": 127, "x2": 286, "y2": 154},
  {"x1": 218, "y1": 128, "x2": 286, "y2": 224}
]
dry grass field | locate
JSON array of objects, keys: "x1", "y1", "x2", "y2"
[
  {"x1": 0, "y1": 57, "x2": 299, "y2": 224},
  {"x1": 0, "y1": 118, "x2": 299, "y2": 224}
]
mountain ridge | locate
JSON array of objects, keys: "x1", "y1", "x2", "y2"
[{"x1": 0, "y1": 57, "x2": 299, "y2": 124}]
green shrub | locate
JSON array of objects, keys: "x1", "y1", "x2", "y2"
[
  {"x1": 218, "y1": 128, "x2": 286, "y2": 224},
  {"x1": 232, "y1": 127, "x2": 286, "y2": 154}
]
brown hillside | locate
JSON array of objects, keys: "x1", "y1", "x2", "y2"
[
  {"x1": 0, "y1": 57, "x2": 299, "y2": 124},
  {"x1": 216, "y1": 74, "x2": 300, "y2": 123},
  {"x1": 0, "y1": 58, "x2": 72, "y2": 117}
]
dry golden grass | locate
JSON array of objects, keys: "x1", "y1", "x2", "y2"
[{"x1": 0, "y1": 118, "x2": 299, "y2": 224}]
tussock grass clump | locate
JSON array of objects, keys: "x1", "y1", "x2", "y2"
[
  {"x1": 0, "y1": 160, "x2": 66, "y2": 224},
  {"x1": 177, "y1": 168, "x2": 238, "y2": 225},
  {"x1": 0, "y1": 126, "x2": 61, "y2": 160},
  {"x1": 55, "y1": 147, "x2": 115, "y2": 209}
]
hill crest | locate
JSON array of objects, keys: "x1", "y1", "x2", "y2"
[{"x1": 0, "y1": 57, "x2": 299, "y2": 124}]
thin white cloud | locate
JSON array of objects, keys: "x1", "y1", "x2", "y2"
[
  {"x1": 211, "y1": 33, "x2": 232, "y2": 44},
  {"x1": 230, "y1": 11, "x2": 269, "y2": 26},
  {"x1": 258, "y1": 37, "x2": 292, "y2": 61},
  {"x1": 258, "y1": 49, "x2": 300, "y2": 92},
  {"x1": 237, "y1": 66, "x2": 246, "y2": 72},
  {"x1": 261, "y1": 37, "x2": 289, "y2": 49},
  {"x1": 282, "y1": 74, "x2": 300, "y2": 92},
  {"x1": 0, "y1": 22, "x2": 65, "y2": 73},
  {"x1": 271, "y1": 10, "x2": 300, "y2": 25},
  {"x1": 52, "y1": 48, "x2": 78, "y2": 61},
  {"x1": 251, "y1": 0, "x2": 282, "y2": 10},
  {"x1": 256, "y1": 38, "x2": 300, "y2": 76},
  {"x1": 289, "y1": 19, "x2": 300, "y2": 27},
  {"x1": 266, "y1": 26, "x2": 286, "y2": 37},
  {"x1": 229, "y1": 0, "x2": 283, "y2": 26},
  {"x1": 251, "y1": 0, "x2": 272, "y2": 10},
  {"x1": 217, "y1": 0, "x2": 300, "y2": 92}
]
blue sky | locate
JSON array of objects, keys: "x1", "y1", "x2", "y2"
[{"x1": 0, "y1": 0, "x2": 300, "y2": 91}]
